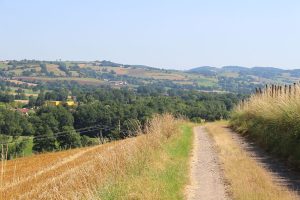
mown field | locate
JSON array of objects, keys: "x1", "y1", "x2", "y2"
[{"x1": 0, "y1": 114, "x2": 193, "y2": 200}]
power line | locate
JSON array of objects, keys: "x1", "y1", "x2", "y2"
[
  {"x1": 0, "y1": 124, "x2": 129, "y2": 145},
  {"x1": 0, "y1": 125, "x2": 101, "y2": 145}
]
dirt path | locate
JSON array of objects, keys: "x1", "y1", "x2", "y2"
[{"x1": 185, "y1": 126, "x2": 228, "y2": 200}]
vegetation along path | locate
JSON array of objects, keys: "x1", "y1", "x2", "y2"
[
  {"x1": 185, "y1": 126, "x2": 228, "y2": 200},
  {"x1": 226, "y1": 126, "x2": 300, "y2": 194},
  {"x1": 206, "y1": 122, "x2": 300, "y2": 200}
]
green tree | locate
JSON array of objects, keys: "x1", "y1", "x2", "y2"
[
  {"x1": 33, "y1": 125, "x2": 57, "y2": 152},
  {"x1": 35, "y1": 91, "x2": 45, "y2": 106},
  {"x1": 57, "y1": 126, "x2": 81, "y2": 149},
  {"x1": 28, "y1": 96, "x2": 36, "y2": 107},
  {"x1": 0, "y1": 109, "x2": 23, "y2": 137}
]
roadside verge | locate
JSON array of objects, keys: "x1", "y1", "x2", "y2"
[{"x1": 206, "y1": 121, "x2": 299, "y2": 200}]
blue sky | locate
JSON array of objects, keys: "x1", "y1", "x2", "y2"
[{"x1": 0, "y1": 0, "x2": 299, "y2": 69}]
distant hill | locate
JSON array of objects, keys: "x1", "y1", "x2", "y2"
[
  {"x1": 1, "y1": 60, "x2": 300, "y2": 94},
  {"x1": 188, "y1": 66, "x2": 218, "y2": 76},
  {"x1": 188, "y1": 66, "x2": 300, "y2": 79},
  {"x1": 98, "y1": 60, "x2": 122, "y2": 67}
]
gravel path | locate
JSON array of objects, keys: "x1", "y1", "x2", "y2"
[{"x1": 185, "y1": 126, "x2": 228, "y2": 200}]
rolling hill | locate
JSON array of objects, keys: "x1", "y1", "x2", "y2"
[{"x1": 1, "y1": 60, "x2": 300, "y2": 94}]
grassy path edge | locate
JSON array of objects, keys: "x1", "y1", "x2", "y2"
[
  {"x1": 97, "y1": 123, "x2": 194, "y2": 200},
  {"x1": 206, "y1": 121, "x2": 298, "y2": 200}
]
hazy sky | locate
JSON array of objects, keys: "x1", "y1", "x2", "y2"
[{"x1": 0, "y1": 0, "x2": 300, "y2": 69}]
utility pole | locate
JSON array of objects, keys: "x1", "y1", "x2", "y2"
[
  {"x1": 100, "y1": 130, "x2": 103, "y2": 144},
  {"x1": 118, "y1": 120, "x2": 121, "y2": 137}
]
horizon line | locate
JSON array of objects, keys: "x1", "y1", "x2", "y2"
[{"x1": 1, "y1": 59, "x2": 299, "y2": 71}]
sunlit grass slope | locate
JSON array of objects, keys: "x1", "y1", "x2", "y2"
[
  {"x1": 0, "y1": 114, "x2": 193, "y2": 200},
  {"x1": 97, "y1": 123, "x2": 193, "y2": 200}
]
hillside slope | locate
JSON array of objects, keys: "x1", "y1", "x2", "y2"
[
  {"x1": 0, "y1": 114, "x2": 193, "y2": 200},
  {"x1": 2, "y1": 60, "x2": 300, "y2": 93}
]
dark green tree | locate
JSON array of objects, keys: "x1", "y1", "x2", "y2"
[
  {"x1": 57, "y1": 126, "x2": 81, "y2": 149},
  {"x1": 33, "y1": 125, "x2": 57, "y2": 152}
]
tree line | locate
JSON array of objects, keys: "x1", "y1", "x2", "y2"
[{"x1": 0, "y1": 86, "x2": 244, "y2": 158}]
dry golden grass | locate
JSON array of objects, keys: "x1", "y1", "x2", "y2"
[
  {"x1": 7, "y1": 79, "x2": 37, "y2": 87},
  {"x1": 231, "y1": 83, "x2": 300, "y2": 167},
  {"x1": 17, "y1": 77, "x2": 104, "y2": 85},
  {"x1": 234, "y1": 84, "x2": 300, "y2": 123},
  {"x1": 205, "y1": 121, "x2": 298, "y2": 200},
  {"x1": 78, "y1": 63, "x2": 86, "y2": 68},
  {"x1": 46, "y1": 64, "x2": 66, "y2": 76},
  {"x1": 97, "y1": 122, "x2": 193, "y2": 200},
  {"x1": 0, "y1": 114, "x2": 180, "y2": 200},
  {"x1": 101, "y1": 67, "x2": 129, "y2": 75}
]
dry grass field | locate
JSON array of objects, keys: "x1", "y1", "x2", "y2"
[
  {"x1": 16, "y1": 77, "x2": 104, "y2": 85},
  {"x1": 7, "y1": 79, "x2": 37, "y2": 87},
  {"x1": 127, "y1": 68, "x2": 188, "y2": 81},
  {"x1": 46, "y1": 64, "x2": 66, "y2": 76},
  {"x1": 0, "y1": 114, "x2": 187, "y2": 200}
]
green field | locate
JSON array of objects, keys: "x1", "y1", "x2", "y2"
[
  {"x1": 196, "y1": 77, "x2": 218, "y2": 87},
  {"x1": 0, "y1": 62, "x2": 6, "y2": 68}
]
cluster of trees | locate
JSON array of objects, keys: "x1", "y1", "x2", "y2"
[
  {"x1": 0, "y1": 85, "x2": 244, "y2": 158},
  {"x1": 31, "y1": 106, "x2": 82, "y2": 152},
  {"x1": 58, "y1": 62, "x2": 71, "y2": 76},
  {"x1": 0, "y1": 89, "x2": 26, "y2": 103},
  {"x1": 40, "y1": 63, "x2": 50, "y2": 76},
  {"x1": 35, "y1": 88, "x2": 69, "y2": 104},
  {"x1": 218, "y1": 76, "x2": 262, "y2": 94},
  {"x1": 0, "y1": 92, "x2": 15, "y2": 103},
  {"x1": 0, "y1": 108, "x2": 33, "y2": 136},
  {"x1": 0, "y1": 80, "x2": 36, "y2": 103},
  {"x1": 0, "y1": 106, "x2": 95, "y2": 158}
]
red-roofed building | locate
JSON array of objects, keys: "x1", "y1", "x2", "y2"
[{"x1": 17, "y1": 108, "x2": 30, "y2": 116}]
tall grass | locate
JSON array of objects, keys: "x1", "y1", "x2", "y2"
[
  {"x1": 231, "y1": 83, "x2": 300, "y2": 168},
  {"x1": 0, "y1": 114, "x2": 190, "y2": 200},
  {"x1": 97, "y1": 123, "x2": 193, "y2": 200}
]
